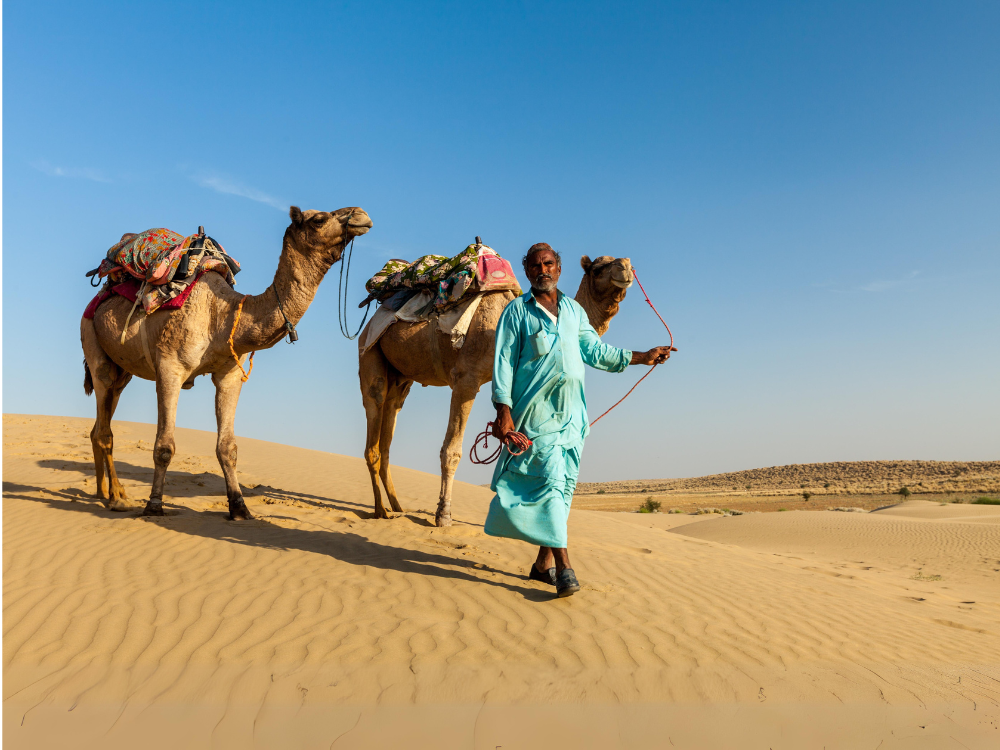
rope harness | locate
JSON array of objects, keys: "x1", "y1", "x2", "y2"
[
  {"x1": 228, "y1": 296, "x2": 256, "y2": 383},
  {"x1": 469, "y1": 267, "x2": 674, "y2": 464}
]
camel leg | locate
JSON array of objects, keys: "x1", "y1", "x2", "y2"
[
  {"x1": 144, "y1": 370, "x2": 184, "y2": 516},
  {"x1": 212, "y1": 366, "x2": 252, "y2": 520},
  {"x1": 82, "y1": 319, "x2": 135, "y2": 509},
  {"x1": 436, "y1": 376, "x2": 480, "y2": 527},
  {"x1": 377, "y1": 371, "x2": 414, "y2": 514},
  {"x1": 360, "y1": 345, "x2": 391, "y2": 519}
]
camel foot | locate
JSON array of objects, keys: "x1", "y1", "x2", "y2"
[
  {"x1": 435, "y1": 513, "x2": 452, "y2": 527},
  {"x1": 229, "y1": 497, "x2": 254, "y2": 521},
  {"x1": 143, "y1": 501, "x2": 165, "y2": 516},
  {"x1": 108, "y1": 497, "x2": 140, "y2": 512}
]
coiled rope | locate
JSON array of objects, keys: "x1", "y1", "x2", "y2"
[
  {"x1": 470, "y1": 267, "x2": 675, "y2": 463},
  {"x1": 469, "y1": 422, "x2": 533, "y2": 465}
]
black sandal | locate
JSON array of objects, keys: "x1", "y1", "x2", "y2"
[
  {"x1": 556, "y1": 568, "x2": 581, "y2": 597},
  {"x1": 528, "y1": 564, "x2": 557, "y2": 586}
]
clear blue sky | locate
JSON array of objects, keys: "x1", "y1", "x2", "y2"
[{"x1": 4, "y1": 1, "x2": 998, "y2": 485}]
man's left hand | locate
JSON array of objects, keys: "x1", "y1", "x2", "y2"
[{"x1": 631, "y1": 346, "x2": 676, "y2": 366}]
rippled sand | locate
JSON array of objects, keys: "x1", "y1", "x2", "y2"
[{"x1": 4, "y1": 414, "x2": 999, "y2": 748}]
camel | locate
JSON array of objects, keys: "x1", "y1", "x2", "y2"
[
  {"x1": 359, "y1": 254, "x2": 634, "y2": 526},
  {"x1": 81, "y1": 206, "x2": 372, "y2": 519}
]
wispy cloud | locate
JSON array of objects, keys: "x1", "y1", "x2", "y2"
[
  {"x1": 32, "y1": 159, "x2": 110, "y2": 183},
  {"x1": 818, "y1": 270, "x2": 922, "y2": 294},
  {"x1": 857, "y1": 270, "x2": 920, "y2": 293},
  {"x1": 191, "y1": 172, "x2": 286, "y2": 211}
]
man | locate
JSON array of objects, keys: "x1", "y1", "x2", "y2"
[{"x1": 485, "y1": 243, "x2": 673, "y2": 597}]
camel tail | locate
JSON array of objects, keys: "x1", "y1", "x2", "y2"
[{"x1": 83, "y1": 359, "x2": 94, "y2": 396}]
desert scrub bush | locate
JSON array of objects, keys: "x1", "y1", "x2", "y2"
[
  {"x1": 823, "y1": 482, "x2": 831, "y2": 488},
  {"x1": 973, "y1": 496, "x2": 1000, "y2": 505},
  {"x1": 898, "y1": 486, "x2": 911, "y2": 498},
  {"x1": 638, "y1": 497, "x2": 662, "y2": 513},
  {"x1": 802, "y1": 491, "x2": 812, "y2": 501},
  {"x1": 597, "y1": 489, "x2": 606, "y2": 494}
]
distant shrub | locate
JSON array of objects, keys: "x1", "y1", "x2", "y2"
[
  {"x1": 778, "y1": 508, "x2": 788, "y2": 512},
  {"x1": 597, "y1": 489, "x2": 606, "y2": 494},
  {"x1": 973, "y1": 496, "x2": 1000, "y2": 505},
  {"x1": 802, "y1": 491, "x2": 812, "y2": 501},
  {"x1": 898, "y1": 487, "x2": 912, "y2": 498},
  {"x1": 823, "y1": 482, "x2": 831, "y2": 489},
  {"x1": 639, "y1": 497, "x2": 662, "y2": 513}
]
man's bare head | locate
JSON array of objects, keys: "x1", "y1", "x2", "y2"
[{"x1": 523, "y1": 243, "x2": 561, "y2": 293}]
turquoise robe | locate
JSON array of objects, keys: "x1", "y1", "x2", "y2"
[{"x1": 484, "y1": 289, "x2": 631, "y2": 547}]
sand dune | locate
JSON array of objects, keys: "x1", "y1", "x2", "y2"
[
  {"x1": 576, "y1": 459, "x2": 1000, "y2": 498},
  {"x1": 4, "y1": 414, "x2": 999, "y2": 749}
]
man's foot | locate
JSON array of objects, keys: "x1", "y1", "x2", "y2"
[
  {"x1": 528, "y1": 564, "x2": 557, "y2": 586},
  {"x1": 556, "y1": 568, "x2": 581, "y2": 597}
]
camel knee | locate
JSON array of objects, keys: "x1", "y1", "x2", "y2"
[
  {"x1": 216, "y1": 438, "x2": 237, "y2": 467},
  {"x1": 440, "y1": 446, "x2": 462, "y2": 474},
  {"x1": 365, "y1": 446, "x2": 381, "y2": 473},
  {"x1": 154, "y1": 441, "x2": 175, "y2": 467}
]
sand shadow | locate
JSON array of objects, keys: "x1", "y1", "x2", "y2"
[
  {"x1": 4, "y1": 483, "x2": 551, "y2": 602},
  {"x1": 35, "y1": 458, "x2": 374, "y2": 517}
]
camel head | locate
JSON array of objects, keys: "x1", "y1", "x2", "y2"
[
  {"x1": 286, "y1": 206, "x2": 373, "y2": 266},
  {"x1": 579, "y1": 255, "x2": 633, "y2": 304}
]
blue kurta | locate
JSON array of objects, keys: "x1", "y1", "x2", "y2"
[{"x1": 484, "y1": 289, "x2": 632, "y2": 547}]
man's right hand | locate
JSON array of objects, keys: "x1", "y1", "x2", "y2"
[{"x1": 493, "y1": 404, "x2": 516, "y2": 440}]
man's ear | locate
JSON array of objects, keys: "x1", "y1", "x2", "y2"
[
  {"x1": 290, "y1": 206, "x2": 303, "y2": 225},
  {"x1": 580, "y1": 255, "x2": 592, "y2": 273}
]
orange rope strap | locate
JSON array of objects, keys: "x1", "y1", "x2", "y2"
[{"x1": 228, "y1": 296, "x2": 256, "y2": 383}]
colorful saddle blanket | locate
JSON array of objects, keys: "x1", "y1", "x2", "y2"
[
  {"x1": 90, "y1": 228, "x2": 240, "y2": 314},
  {"x1": 365, "y1": 243, "x2": 520, "y2": 310}
]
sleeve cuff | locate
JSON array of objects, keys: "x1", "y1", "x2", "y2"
[
  {"x1": 492, "y1": 394, "x2": 513, "y2": 407},
  {"x1": 620, "y1": 350, "x2": 633, "y2": 372}
]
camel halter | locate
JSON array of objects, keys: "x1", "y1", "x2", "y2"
[
  {"x1": 270, "y1": 284, "x2": 298, "y2": 342},
  {"x1": 228, "y1": 296, "x2": 256, "y2": 382},
  {"x1": 469, "y1": 267, "x2": 675, "y2": 464}
]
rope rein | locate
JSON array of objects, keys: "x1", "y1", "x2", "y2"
[
  {"x1": 338, "y1": 237, "x2": 371, "y2": 340},
  {"x1": 228, "y1": 296, "x2": 256, "y2": 382},
  {"x1": 469, "y1": 266, "x2": 674, "y2": 464},
  {"x1": 589, "y1": 268, "x2": 673, "y2": 427}
]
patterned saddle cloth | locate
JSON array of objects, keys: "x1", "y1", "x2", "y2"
[
  {"x1": 364, "y1": 243, "x2": 520, "y2": 310},
  {"x1": 90, "y1": 228, "x2": 240, "y2": 314}
]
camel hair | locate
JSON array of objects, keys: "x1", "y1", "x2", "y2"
[
  {"x1": 81, "y1": 206, "x2": 372, "y2": 520},
  {"x1": 359, "y1": 254, "x2": 634, "y2": 526}
]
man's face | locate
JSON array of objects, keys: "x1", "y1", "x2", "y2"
[{"x1": 526, "y1": 250, "x2": 561, "y2": 293}]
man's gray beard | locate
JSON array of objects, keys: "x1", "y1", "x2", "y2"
[{"x1": 532, "y1": 278, "x2": 558, "y2": 292}]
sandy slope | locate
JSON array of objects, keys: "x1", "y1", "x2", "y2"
[{"x1": 4, "y1": 414, "x2": 999, "y2": 749}]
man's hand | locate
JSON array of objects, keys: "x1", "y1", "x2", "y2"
[
  {"x1": 492, "y1": 404, "x2": 516, "y2": 439},
  {"x1": 631, "y1": 346, "x2": 676, "y2": 366}
]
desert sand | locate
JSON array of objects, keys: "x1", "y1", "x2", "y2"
[{"x1": 4, "y1": 414, "x2": 999, "y2": 749}]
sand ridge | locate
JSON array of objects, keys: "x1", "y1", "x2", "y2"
[{"x1": 4, "y1": 415, "x2": 999, "y2": 748}]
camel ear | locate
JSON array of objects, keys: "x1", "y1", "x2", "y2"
[
  {"x1": 290, "y1": 206, "x2": 303, "y2": 225},
  {"x1": 580, "y1": 255, "x2": 592, "y2": 273}
]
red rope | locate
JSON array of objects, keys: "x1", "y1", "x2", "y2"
[
  {"x1": 471, "y1": 267, "x2": 675, "y2": 463},
  {"x1": 589, "y1": 268, "x2": 675, "y2": 427},
  {"x1": 469, "y1": 421, "x2": 533, "y2": 464}
]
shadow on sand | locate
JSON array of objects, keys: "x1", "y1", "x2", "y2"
[{"x1": 5, "y1": 466, "x2": 550, "y2": 603}]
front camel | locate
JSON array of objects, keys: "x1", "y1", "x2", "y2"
[
  {"x1": 81, "y1": 206, "x2": 372, "y2": 519},
  {"x1": 360, "y1": 253, "x2": 634, "y2": 526}
]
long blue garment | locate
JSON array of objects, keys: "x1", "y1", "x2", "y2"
[{"x1": 484, "y1": 289, "x2": 631, "y2": 547}]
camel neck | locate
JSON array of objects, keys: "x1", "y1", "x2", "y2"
[{"x1": 232, "y1": 231, "x2": 335, "y2": 352}]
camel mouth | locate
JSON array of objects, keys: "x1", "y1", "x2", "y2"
[
  {"x1": 611, "y1": 277, "x2": 633, "y2": 289},
  {"x1": 348, "y1": 222, "x2": 372, "y2": 236}
]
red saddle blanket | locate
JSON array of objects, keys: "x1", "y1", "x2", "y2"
[{"x1": 83, "y1": 272, "x2": 206, "y2": 320}]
